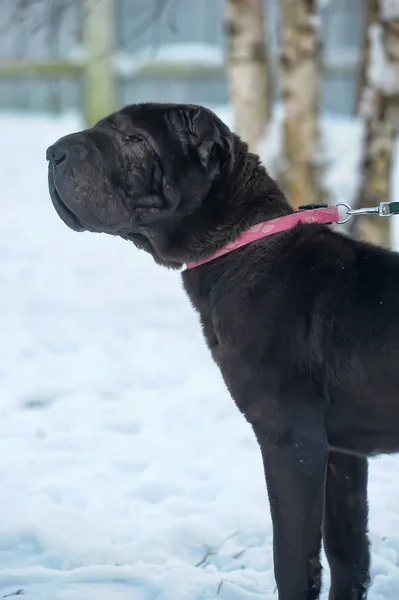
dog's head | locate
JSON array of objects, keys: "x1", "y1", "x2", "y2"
[{"x1": 47, "y1": 103, "x2": 236, "y2": 268}]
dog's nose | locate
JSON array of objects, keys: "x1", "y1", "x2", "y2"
[{"x1": 46, "y1": 141, "x2": 69, "y2": 166}]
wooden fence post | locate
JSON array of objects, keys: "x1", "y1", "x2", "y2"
[{"x1": 82, "y1": 0, "x2": 115, "y2": 126}]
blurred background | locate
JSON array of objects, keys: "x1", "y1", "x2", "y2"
[
  {"x1": 2, "y1": 2, "x2": 399, "y2": 599},
  {"x1": 0, "y1": 0, "x2": 363, "y2": 116},
  {"x1": 2, "y1": 0, "x2": 397, "y2": 245}
]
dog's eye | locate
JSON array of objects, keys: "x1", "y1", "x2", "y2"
[
  {"x1": 128, "y1": 134, "x2": 145, "y2": 143},
  {"x1": 106, "y1": 120, "x2": 146, "y2": 143}
]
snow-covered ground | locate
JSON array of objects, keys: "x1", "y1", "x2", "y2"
[{"x1": 1, "y1": 110, "x2": 399, "y2": 600}]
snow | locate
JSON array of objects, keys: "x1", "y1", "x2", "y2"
[
  {"x1": 368, "y1": 23, "x2": 399, "y2": 96},
  {"x1": 322, "y1": 48, "x2": 359, "y2": 70},
  {"x1": 321, "y1": 114, "x2": 364, "y2": 209},
  {"x1": 60, "y1": 44, "x2": 224, "y2": 79},
  {"x1": 1, "y1": 109, "x2": 399, "y2": 600},
  {"x1": 115, "y1": 44, "x2": 223, "y2": 78},
  {"x1": 380, "y1": 0, "x2": 399, "y2": 21}
]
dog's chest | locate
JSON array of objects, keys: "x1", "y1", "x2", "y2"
[{"x1": 182, "y1": 270, "x2": 278, "y2": 414}]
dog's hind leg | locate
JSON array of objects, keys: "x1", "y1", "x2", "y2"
[{"x1": 323, "y1": 452, "x2": 370, "y2": 600}]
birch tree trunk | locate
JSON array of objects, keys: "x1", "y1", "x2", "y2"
[
  {"x1": 224, "y1": 0, "x2": 271, "y2": 154},
  {"x1": 352, "y1": 0, "x2": 399, "y2": 248},
  {"x1": 279, "y1": 0, "x2": 323, "y2": 209}
]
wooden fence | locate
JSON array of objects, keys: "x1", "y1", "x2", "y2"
[
  {"x1": 0, "y1": 0, "x2": 226, "y2": 126},
  {"x1": 0, "y1": 0, "x2": 114, "y2": 126}
]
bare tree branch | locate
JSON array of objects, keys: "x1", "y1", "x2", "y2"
[
  {"x1": 195, "y1": 530, "x2": 240, "y2": 568},
  {"x1": 2, "y1": 591, "x2": 24, "y2": 599}
]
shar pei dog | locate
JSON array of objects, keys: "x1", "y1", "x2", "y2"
[{"x1": 47, "y1": 102, "x2": 399, "y2": 600}]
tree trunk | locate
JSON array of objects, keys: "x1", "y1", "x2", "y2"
[
  {"x1": 224, "y1": 0, "x2": 271, "y2": 154},
  {"x1": 279, "y1": 0, "x2": 323, "y2": 209},
  {"x1": 83, "y1": 0, "x2": 115, "y2": 127},
  {"x1": 352, "y1": 0, "x2": 399, "y2": 248},
  {"x1": 355, "y1": 0, "x2": 375, "y2": 115}
]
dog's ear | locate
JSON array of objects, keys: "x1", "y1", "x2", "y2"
[{"x1": 189, "y1": 106, "x2": 233, "y2": 178}]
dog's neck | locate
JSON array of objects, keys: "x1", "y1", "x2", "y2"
[
  {"x1": 224, "y1": 142, "x2": 293, "y2": 226},
  {"x1": 161, "y1": 137, "x2": 293, "y2": 267}
]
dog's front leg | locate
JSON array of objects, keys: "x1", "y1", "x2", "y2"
[{"x1": 250, "y1": 401, "x2": 328, "y2": 600}]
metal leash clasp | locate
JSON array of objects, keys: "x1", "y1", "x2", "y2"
[{"x1": 336, "y1": 202, "x2": 394, "y2": 224}]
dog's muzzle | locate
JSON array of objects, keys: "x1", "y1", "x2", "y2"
[{"x1": 46, "y1": 137, "x2": 87, "y2": 232}]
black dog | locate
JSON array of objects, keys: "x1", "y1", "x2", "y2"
[{"x1": 47, "y1": 102, "x2": 399, "y2": 600}]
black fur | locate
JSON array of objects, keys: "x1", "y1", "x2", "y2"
[{"x1": 47, "y1": 102, "x2": 399, "y2": 599}]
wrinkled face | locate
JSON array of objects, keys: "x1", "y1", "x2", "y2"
[{"x1": 46, "y1": 103, "x2": 233, "y2": 267}]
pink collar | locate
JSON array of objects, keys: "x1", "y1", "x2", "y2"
[{"x1": 185, "y1": 206, "x2": 339, "y2": 270}]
